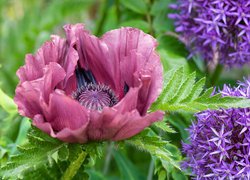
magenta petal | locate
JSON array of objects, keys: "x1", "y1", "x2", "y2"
[
  {"x1": 15, "y1": 62, "x2": 66, "y2": 117},
  {"x1": 42, "y1": 62, "x2": 66, "y2": 103},
  {"x1": 101, "y1": 27, "x2": 158, "y2": 62},
  {"x1": 87, "y1": 108, "x2": 124, "y2": 140},
  {"x1": 63, "y1": 24, "x2": 119, "y2": 95},
  {"x1": 51, "y1": 35, "x2": 78, "y2": 94},
  {"x1": 85, "y1": 87, "x2": 140, "y2": 141},
  {"x1": 33, "y1": 114, "x2": 89, "y2": 143},
  {"x1": 114, "y1": 87, "x2": 139, "y2": 113},
  {"x1": 17, "y1": 54, "x2": 44, "y2": 83},
  {"x1": 17, "y1": 35, "x2": 78, "y2": 94},
  {"x1": 112, "y1": 110, "x2": 164, "y2": 141},
  {"x1": 14, "y1": 80, "x2": 44, "y2": 118},
  {"x1": 138, "y1": 53, "x2": 163, "y2": 115},
  {"x1": 43, "y1": 91, "x2": 89, "y2": 132},
  {"x1": 102, "y1": 28, "x2": 163, "y2": 112},
  {"x1": 101, "y1": 27, "x2": 160, "y2": 98}
]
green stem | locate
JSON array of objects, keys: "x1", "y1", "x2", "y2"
[
  {"x1": 61, "y1": 151, "x2": 87, "y2": 180},
  {"x1": 146, "y1": 158, "x2": 154, "y2": 180},
  {"x1": 103, "y1": 142, "x2": 114, "y2": 174}
]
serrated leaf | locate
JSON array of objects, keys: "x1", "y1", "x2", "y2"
[
  {"x1": 153, "y1": 121, "x2": 176, "y2": 133},
  {"x1": 151, "y1": 67, "x2": 250, "y2": 113},
  {"x1": 169, "y1": 72, "x2": 196, "y2": 103},
  {"x1": 0, "y1": 127, "x2": 103, "y2": 179},
  {"x1": 125, "y1": 129, "x2": 180, "y2": 170}
]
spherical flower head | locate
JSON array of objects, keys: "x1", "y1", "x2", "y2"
[
  {"x1": 182, "y1": 78, "x2": 250, "y2": 179},
  {"x1": 169, "y1": 1, "x2": 250, "y2": 67},
  {"x1": 14, "y1": 24, "x2": 164, "y2": 143}
]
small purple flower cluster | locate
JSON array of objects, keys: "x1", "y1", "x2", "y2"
[
  {"x1": 169, "y1": 1, "x2": 250, "y2": 66},
  {"x1": 182, "y1": 78, "x2": 250, "y2": 179}
]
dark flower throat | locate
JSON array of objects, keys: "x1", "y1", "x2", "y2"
[{"x1": 73, "y1": 68, "x2": 128, "y2": 111}]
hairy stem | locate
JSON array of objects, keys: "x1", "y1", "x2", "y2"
[{"x1": 61, "y1": 150, "x2": 87, "y2": 180}]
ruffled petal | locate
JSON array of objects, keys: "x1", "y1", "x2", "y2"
[
  {"x1": 112, "y1": 110, "x2": 164, "y2": 141},
  {"x1": 15, "y1": 62, "x2": 66, "y2": 117},
  {"x1": 101, "y1": 27, "x2": 157, "y2": 63},
  {"x1": 86, "y1": 108, "x2": 122, "y2": 140},
  {"x1": 14, "y1": 80, "x2": 44, "y2": 118},
  {"x1": 63, "y1": 24, "x2": 120, "y2": 96},
  {"x1": 85, "y1": 87, "x2": 139, "y2": 141},
  {"x1": 17, "y1": 54, "x2": 44, "y2": 83},
  {"x1": 33, "y1": 114, "x2": 89, "y2": 143},
  {"x1": 137, "y1": 52, "x2": 163, "y2": 115},
  {"x1": 17, "y1": 35, "x2": 78, "y2": 95},
  {"x1": 51, "y1": 35, "x2": 78, "y2": 94},
  {"x1": 101, "y1": 27, "x2": 162, "y2": 110},
  {"x1": 42, "y1": 62, "x2": 66, "y2": 103},
  {"x1": 43, "y1": 91, "x2": 89, "y2": 132}
]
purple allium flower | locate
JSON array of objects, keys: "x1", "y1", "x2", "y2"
[
  {"x1": 182, "y1": 78, "x2": 250, "y2": 179},
  {"x1": 169, "y1": 1, "x2": 250, "y2": 67},
  {"x1": 14, "y1": 24, "x2": 164, "y2": 143}
]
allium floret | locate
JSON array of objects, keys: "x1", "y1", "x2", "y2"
[
  {"x1": 182, "y1": 78, "x2": 250, "y2": 179},
  {"x1": 169, "y1": 1, "x2": 250, "y2": 66}
]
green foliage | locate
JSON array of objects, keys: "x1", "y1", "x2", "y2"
[
  {"x1": 151, "y1": 67, "x2": 250, "y2": 113},
  {"x1": 125, "y1": 129, "x2": 180, "y2": 169},
  {"x1": 0, "y1": 88, "x2": 17, "y2": 115},
  {"x1": 1, "y1": 0, "x2": 250, "y2": 179},
  {"x1": 153, "y1": 120, "x2": 176, "y2": 134},
  {"x1": 120, "y1": 0, "x2": 148, "y2": 14},
  {"x1": 0, "y1": 126, "x2": 103, "y2": 179},
  {"x1": 112, "y1": 150, "x2": 145, "y2": 180}
]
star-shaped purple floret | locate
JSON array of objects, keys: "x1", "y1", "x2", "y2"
[
  {"x1": 169, "y1": 0, "x2": 250, "y2": 66},
  {"x1": 182, "y1": 78, "x2": 250, "y2": 179}
]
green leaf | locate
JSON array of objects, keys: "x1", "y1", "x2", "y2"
[
  {"x1": 172, "y1": 169, "x2": 188, "y2": 180},
  {"x1": 62, "y1": 151, "x2": 87, "y2": 180},
  {"x1": 58, "y1": 144, "x2": 69, "y2": 161},
  {"x1": 153, "y1": 120, "x2": 176, "y2": 133},
  {"x1": 120, "y1": 0, "x2": 148, "y2": 14},
  {"x1": 113, "y1": 150, "x2": 143, "y2": 180},
  {"x1": 0, "y1": 127, "x2": 64, "y2": 179},
  {"x1": 0, "y1": 88, "x2": 17, "y2": 114},
  {"x1": 0, "y1": 126, "x2": 103, "y2": 179},
  {"x1": 157, "y1": 34, "x2": 188, "y2": 57},
  {"x1": 125, "y1": 129, "x2": 180, "y2": 170},
  {"x1": 85, "y1": 169, "x2": 107, "y2": 180},
  {"x1": 151, "y1": 67, "x2": 250, "y2": 113}
]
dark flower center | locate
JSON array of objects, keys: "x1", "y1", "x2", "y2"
[
  {"x1": 72, "y1": 83, "x2": 118, "y2": 111},
  {"x1": 73, "y1": 67, "x2": 121, "y2": 111}
]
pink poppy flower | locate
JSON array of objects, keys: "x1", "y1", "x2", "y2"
[{"x1": 14, "y1": 24, "x2": 164, "y2": 143}]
